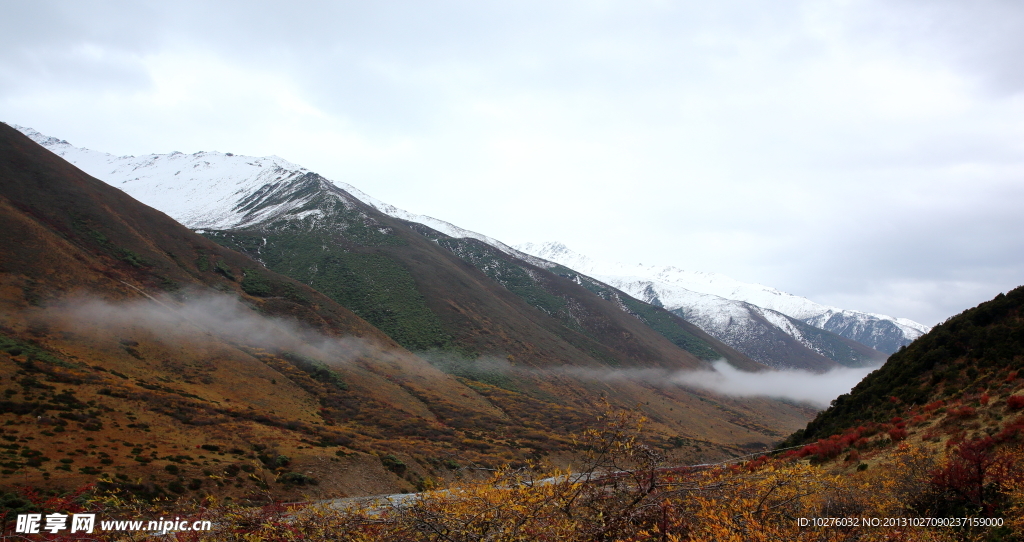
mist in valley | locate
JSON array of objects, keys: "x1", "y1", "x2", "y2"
[
  {"x1": 33, "y1": 289, "x2": 382, "y2": 367},
  {"x1": 25, "y1": 290, "x2": 878, "y2": 409},
  {"x1": 420, "y1": 353, "x2": 878, "y2": 409}
]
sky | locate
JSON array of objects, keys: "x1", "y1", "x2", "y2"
[{"x1": 2, "y1": 0, "x2": 1022, "y2": 327}]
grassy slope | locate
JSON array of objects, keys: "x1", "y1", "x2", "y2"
[{"x1": 783, "y1": 284, "x2": 1024, "y2": 447}]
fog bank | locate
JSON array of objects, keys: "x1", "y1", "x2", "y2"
[{"x1": 40, "y1": 289, "x2": 379, "y2": 365}]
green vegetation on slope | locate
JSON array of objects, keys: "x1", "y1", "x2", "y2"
[
  {"x1": 204, "y1": 230, "x2": 453, "y2": 351},
  {"x1": 0, "y1": 332, "x2": 81, "y2": 369},
  {"x1": 784, "y1": 285, "x2": 1024, "y2": 447},
  {"x1": 438, "y1": 238, "x2": 572, "y2": 322},
  {"x1": 431, "y1": 239, "x2": 632, "y2": 366},
  {"x1": 618, "y1": 297, "x2": 720, "y2": 361}
]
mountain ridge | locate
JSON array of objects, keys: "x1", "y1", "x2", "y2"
[
  {"x1": 514, "y1": 241, "x2": 926, "y2": 368},
  {"x1": 15, "y1": 125, "x2": 904, "y2": 372},
  {"x1": 10, "y1": 124, "x2": 764, "y2": 372},
  {"x1": 11, "y1": 124, "x2": 536, "y2": 261}
]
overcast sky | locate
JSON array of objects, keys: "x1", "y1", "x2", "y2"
[{"x1": 2, "y1": 0, "x2": 1023, "y2": 326}]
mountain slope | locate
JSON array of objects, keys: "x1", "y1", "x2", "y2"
[
  {"x1": 16, "y1": 126, "x2": 926, "y2": 358},
  {"x1": 1, "y1": 123, "x2": 820, "y2": 500},
  {"x1": 12, "y1": 125, "x2": 527, "y2": 255},
  {"x1": 772, "y1": 285, "x2": 1024, "y2": 518},
  {"x1": 785, "y1": 284, "x2": 1024, "y2": 447},
  {"x1": 0, "y1": 121, "x2": 535, "y2": 500},
  {"x1": 14, "y1": 126, "x2": 872, "y2": 373},
  {"x1": 13, "y1": 124, "x2": 770, "y2": 375},
  {"x1": 514, "y1": 242, "x2": 919, "y2": 369}
]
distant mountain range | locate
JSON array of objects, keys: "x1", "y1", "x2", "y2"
[
  {"x1": 516, "y1": 242, "x2": 930, "y2": 368},
  {"x1": 14, "y1": 125, "x2": 928, "y2": 373}
]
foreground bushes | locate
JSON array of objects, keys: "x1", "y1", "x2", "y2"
[{"x1": 5, "y1": 407, "x2": 1024, "y2": 541}]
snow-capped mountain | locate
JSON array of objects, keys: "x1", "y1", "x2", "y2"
[
  {"x1": 15, "y1": 124, "x2": 779, "y2": 369},
  {"x1": 12, "y1": 125, "x2": 530, "y2": 256},
  {"x1": 514, "y1": 242, "x2": 930, "y2": 356},
  {"x1": 14, "y1": 124, "x2": 918, "y2": 369}
]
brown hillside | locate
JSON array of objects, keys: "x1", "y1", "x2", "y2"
[{"x1": 0, "y1": 123, "x2": 814, "y2": 503}]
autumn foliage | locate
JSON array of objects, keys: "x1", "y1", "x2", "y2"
[{"x1": 5, "y1": 403, "x2": 1024, "y2": 542}]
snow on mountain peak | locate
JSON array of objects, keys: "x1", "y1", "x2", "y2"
[
  {"x1": 514, "y1": 241, "x2": 931, "y2": 353},
  {"x1": 14, "y1": 124, "x2": 538, "y2": 263},
  {"x1": 12, "y1": 123, "x2": 929, "y2": 358}
]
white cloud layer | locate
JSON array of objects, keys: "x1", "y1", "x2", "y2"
[
  {"x1": 42, "y1": 291, "x2": 382, "y2": 364},
  {"x1": 2, "y1": 0, "x2": 1022, "y2": 325},
  {"x1": 543, "y1": 361, "x2": 876, "y2": 408},
  {"x1": 669, "y1": 361, "x2": 876, "y2": 408}
]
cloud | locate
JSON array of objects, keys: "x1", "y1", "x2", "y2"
[
  {"x1": 36, "y1": 291, "x2": 873, "y2": 408},
  {"x1": 668, "y1": 361, "x2": 876, "y2": 408},
  {"x1": 2, "y1": 1, "x2": 1023, "y2": 327},
  {"x1": 441, "y1": 357, "x2": 876, "y2": 409},
  {"x1": 39, "y1": 289, "x2": 379, "y2": 365}
]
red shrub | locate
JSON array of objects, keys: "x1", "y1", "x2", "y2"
[
  {"x1": 745, "y1": 455, "x2": 770, "y2": 472},
  {"x1": 781, "y1": 449, "x2": 802, "y2": 460},
  {"x1": 815, "y1": 438, "x2": 844, "y2": 460},
  {"x1": 888, "y1": 428, "x2": 908, "y2": 442},
  {"x1": 1007, "y1": 395, "x2": 1024, "y2": 410},
  {"x1": 950, "y1": 406, "x2": 977, "y2": 419},
  {"x1": 995, "y1": 415, "x2": 1024, "y2": 442},
  {"x1": 837, "y1": 430, "x2": 861, "y2": 449},
  {"x1": 929, "y1": 437, "x2": 1014, "y2": 515},
  {"x1": 795, "y1": 444, "x2": 817, "y2": 459},
  {"x1": 858, "y1": 423, "x2": 881, "y2": 438}
]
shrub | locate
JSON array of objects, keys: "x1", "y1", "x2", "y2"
[
  {"x1": 278, "y1": 472, "x2": 317, "y2": 486},
  {"x1": 241, "y1": 270, "x2": 272, "y2": 296},
  {"x1": 380, "y1": 454, "x2": 406, "y2": 475},
  {"x1": 214, "y1": 261, "x2": 235, "y2": 281}
]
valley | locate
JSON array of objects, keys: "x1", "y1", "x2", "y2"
[
  {"x1": 0, "y1": 123, "x2": 814, "y2": 503},
  {"x1": 2, "y1": 121, "x2": 1023, "y2": 539}
]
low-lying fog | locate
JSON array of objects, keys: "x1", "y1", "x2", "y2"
[
  {"x1": 37, "y1": 289, "x2": 381, "y2": 363},
  {"x1": 36, "y1": 290, "x2": 878, "y2": 408},
  {"x1": 427, "y1": 354, "x2": 878, "y2": 409}
]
